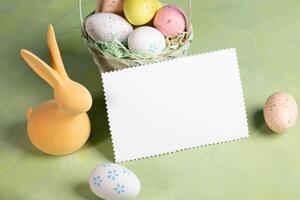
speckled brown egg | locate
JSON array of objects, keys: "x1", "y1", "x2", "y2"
[
  {"x1": 263, "y1": 92, "x2": 298, "y2": 133},
  {"x1": 96, "y1": 0, "x2": 124, "y2": 14}
]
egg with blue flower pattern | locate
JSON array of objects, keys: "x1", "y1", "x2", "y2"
[
  {"x1": 89, "y1": 163, "x2": 141, "y2": 200},
  {"x1": 128, "y1": 26, "x2": 166, "y2": 54}
]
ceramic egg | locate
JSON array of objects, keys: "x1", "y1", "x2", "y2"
[
  {"x1": 85, "y1": 13, "x2": 133, "y2": 42},
  {"x1": 89, "y1": 163, "x2": 141, "y2": 200},
  {"x1": 263, "y1": 92, "x2": 298, "y2": 133},
  {"x1": 153, "y1": 5, "x2": 186, "y2": 37},
  {"x1": 128, "y1": 26, "x2": 166, "y2": 54},
  {"x1": 156, "y1": 1, "x2": 163, "y2": 9},
  {"x1": 96, "y1": 0, "x2": 124, "y2": 14},
  {"x1": 124, "y1": 0, "x2": 161, "y2": 25}
]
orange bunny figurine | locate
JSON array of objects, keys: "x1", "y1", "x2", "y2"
[{"x1": 20, "y1": 24, "x2": 92, "y2": 156}]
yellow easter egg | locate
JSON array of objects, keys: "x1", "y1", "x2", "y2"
[
  {"x1": 156, "y1": 1, "x2": 163, "y2": 9},
  {"x1": 124, "y1": 0, "x2": 161, "y2": 25}
]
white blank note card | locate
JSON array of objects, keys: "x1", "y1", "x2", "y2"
[{"x1": 102, "y1": 49, "x2": 248, "y2": 162}]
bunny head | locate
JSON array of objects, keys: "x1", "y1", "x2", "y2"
[{"x1": 20, "y1": 25, "x2": 92, "y2": 114}]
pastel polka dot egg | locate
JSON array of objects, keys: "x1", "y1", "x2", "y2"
[
  {"x1": 89, "y1": 163, "x2": 141, "y2": 200},
  {"x1": 153, "y1": 5, "x2": 187, "y2": 37},
  {"x1": 128, "y1": 26, "x2": 166, "y2": 54},
  {"x1": 263, "y1": 92, "x2": 298, "y2": 133},
  {"x1": 124, "y1": 0, "x2": 162, "y2": 25},
  {"x1": 97, "y1": 0, "x2": 124, "y2": 14},
  {"x1": 85, "y1": 13, "x2": 133, "y2": 42}
]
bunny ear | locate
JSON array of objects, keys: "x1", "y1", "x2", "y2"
[
  {"x1": 47, "y1": 24, "x2": 69, "y2": 80},
  {"x1": 20, "y1": 49, "x2": 62, "y2": 88}
]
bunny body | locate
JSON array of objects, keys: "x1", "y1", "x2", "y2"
[
  {"x1": 21, "y1": 25, "x2": 92, "y2": 155},
  {"x1": 27, "y1": 100, "x2": 90, "y2": 155}
]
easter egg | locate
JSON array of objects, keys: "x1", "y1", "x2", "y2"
[
  {"x1": 85, "y1": 13, "x2": 133, "y2": 42},
  {"x1": 153, "y1": 5, "x2": 186, "y2": 37},
  {"x1": 124, "y1": 0, "x2": 161, "y2": 25},
  {"x1": 89, "y1": 163, "x2": 141, "y2": 200},
  {"x1": 96, "y1": 0, "x2": 124, "y2": 14},
  {"x1": 263, "y1": 92, "x2": 298, "y2": 133},
  {"x1": 128, "y1": 26, "x2": 166, "y2": 54},
  {"x1": 156, "y1": 1, "x2": 163, "y2": 9}
]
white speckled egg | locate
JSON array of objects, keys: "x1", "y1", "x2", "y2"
[
  {"x1": 263, "y1": 92, "x2": 298, "y2": 133},
  {"x1": 128, "y1": 26, "x2": 166, "y2": 54},
  {"x1": 85, "y1": 13, "x2": 133, "y2": 42},
  {"x1": 89, "y1": 163, "x2": 140, "y2": 200}
]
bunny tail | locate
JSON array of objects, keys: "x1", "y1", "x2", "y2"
[{"x1": 26, "y1": 107, "x2": 33, "y2": 120}]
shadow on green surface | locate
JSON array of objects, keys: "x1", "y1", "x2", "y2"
[
  {"x1": 74, "y1": 182, "x2": 104, "y2": 200},
  {"x1": 5, "y1": 120, "x2": 46, "y2": 157},
  {"x1": 252, "y1": 108, "x2": 275, "y2": 135},
  {"x1": 87, "y1": 94, "x2": 114, "y2": 161}
]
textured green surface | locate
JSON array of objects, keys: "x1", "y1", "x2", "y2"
[{"x1": 1, "y1": 0, "x2": 300, "y2": 199}]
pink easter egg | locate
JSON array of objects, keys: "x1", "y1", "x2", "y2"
[{"x1": 153, "y1": 5, "x2": 186, "y2": 37}]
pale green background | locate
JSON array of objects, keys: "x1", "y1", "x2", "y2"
[{"x1": 0, "y1": 0, "x2": 300, "y2": 199}]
